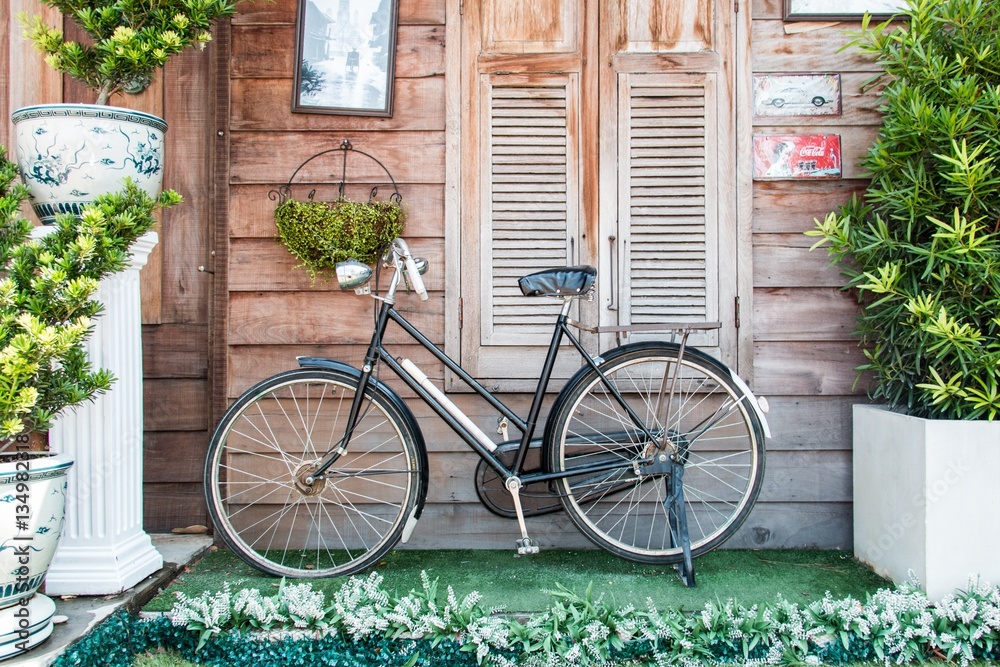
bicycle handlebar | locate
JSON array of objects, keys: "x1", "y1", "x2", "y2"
[{"x1": 392, "y1": 238, "x2": 428, "y2": 301}]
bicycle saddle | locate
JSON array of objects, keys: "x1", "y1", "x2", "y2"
[{"x1": 518, "y1": 265, "x2": 596, "y2": 297}]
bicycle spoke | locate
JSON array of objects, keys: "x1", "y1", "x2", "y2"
[
  {"x1": 551, "y1": 346, "x2": 764, "y2": 563},
  {"x1": 206, "y1": 369, "x2": 422, "y2": 578}
]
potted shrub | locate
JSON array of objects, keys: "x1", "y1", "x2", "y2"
[
  {"x1": 0, "y1": 147, "x2": 179, "y2": 656},
  {"x1": 11, "y1": 0, "x2": 237, "y2": 223},
  {"x1": 808, "y1": 0, "x2": 1000, "y2": 599}
]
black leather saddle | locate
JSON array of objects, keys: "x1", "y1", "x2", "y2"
[{"x1": 518, "y1": 265, "x2": 596, "y2": 297}]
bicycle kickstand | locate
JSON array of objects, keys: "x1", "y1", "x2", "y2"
[
  {"x1": 506, "y1": 477, "x2": 539, "y2": 555},
  {"x1": 666, "y1": 458, "x2": 696, "y2": 588}
]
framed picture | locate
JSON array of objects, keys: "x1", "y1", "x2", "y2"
[
  {"x1": 783, "y1": 0, "x2": 906, "y2": 20},
  {"x1": 752, "y1": 134, "x2": 842, "y2": 180},
  {"x1": 753, "y1": 73, "x2": 841, "y2": 117},
  {"x1": 292, "y1": 0, "x2": 399, "y2": 116}
]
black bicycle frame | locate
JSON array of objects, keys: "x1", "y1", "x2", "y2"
[{"x1": 310, "y1": 295, "x2": 659, "y2": 486}]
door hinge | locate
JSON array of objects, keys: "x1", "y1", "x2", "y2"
[
  {"x1": 734, "y1": 296, "x2": 741, "y2": 329},
  {"x1": 458, "y1": 297, "x2": 464, "y2": 330},
  {"x1": 459, "y1": 0, "x2": 464, "y2": 15},
  {"x1": 734, "y1": 0, "x2": 739, "y2": 11}
]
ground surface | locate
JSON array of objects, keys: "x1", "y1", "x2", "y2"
[{"x1": 147, "y1": 548, "x2": 891, "y2": 613}]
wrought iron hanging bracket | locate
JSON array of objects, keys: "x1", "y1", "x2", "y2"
[{"x1": 267, "y1": 139, "x2": 402, "y2": 205}]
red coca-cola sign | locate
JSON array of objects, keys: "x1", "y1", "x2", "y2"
[{"x1": 752, "y1": 134, "x2": 842, "y2": 180}]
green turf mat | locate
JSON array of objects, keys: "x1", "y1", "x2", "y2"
[{"x1": 147, "y1": 548, "x2": 890, "y2": 613}]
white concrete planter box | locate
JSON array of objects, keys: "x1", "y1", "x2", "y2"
[{"x1": 853, "y1": 404, "x2": 1000, "y2": 600}]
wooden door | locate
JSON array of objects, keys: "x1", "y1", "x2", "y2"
[
  {"x1": 598, "y1": 0, "x2": 738, "y2": 358},
  {"x1": 458, "y1": 0, "x2": 740, "y2": 390}
]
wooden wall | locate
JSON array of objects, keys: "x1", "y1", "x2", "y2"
[
  {"x1": 2, "y1": 1, "x2": 216, "y2": 531},
  {"x1": 219, "y1": 0, "x2": 884, "y2": 551},
  {"x1": 744, "y1": 0, "x2": 881, "y2": 548},
  {"x1": 4, "y1": 0, "x2": 885, "y2": 547},
  {"x1": 222, "y1": 0, "x2": 534, "y2": 547}
]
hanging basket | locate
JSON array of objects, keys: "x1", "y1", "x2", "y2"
[{"x1": 270, "y1": 140, "x2": 405, "y2": 278}]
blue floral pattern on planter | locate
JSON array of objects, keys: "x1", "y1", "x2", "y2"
[{"x1": 12, "y1": 104, "x2": 167, "y2": 224}]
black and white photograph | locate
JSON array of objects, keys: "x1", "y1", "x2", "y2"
[
  {"x1": 783, "y1": 0, "x2": 906, "y2": 20},
  {"x1": 292, "y1": 0, "x2": 398, "y2": 116}
]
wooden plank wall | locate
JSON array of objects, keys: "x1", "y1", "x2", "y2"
[
  {"x1": 745, "y1": 0, "x2": 882, "y2": 549},
  {"x1": 224, "y1": 0, "x2": 448, "y2": 386},
  {"x1": 4, "y1": 0, "x2": 886, "y2": 543},
  {"x1": 223, "y1": 0, "x2": 885, "y2": 549},
  {"x1": 224, "y1": 0, "x2": 612, "y2": 547},
  {"x1": 2, "y1": 1, "x2": 216, "y2": 531},
  {"x1": 226, "y1": 0, "x2": 498, "y2": 547}
]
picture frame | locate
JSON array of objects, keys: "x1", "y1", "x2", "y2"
[
  {"x1": 292, "y1": 0, "x2": 399, "y2": 116},
  {"x1": 783, "y1": 0, "x2": 905, "y2": 20}
]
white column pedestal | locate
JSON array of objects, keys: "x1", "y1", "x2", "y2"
[{"x1": 44, "y1": 231, "x2": 164, "y2": 595}]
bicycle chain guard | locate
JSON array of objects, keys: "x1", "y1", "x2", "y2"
[{"x1": 473, "y1": 441, "x2": 564, "y2": 519}]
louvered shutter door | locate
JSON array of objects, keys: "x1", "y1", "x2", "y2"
[
  {"x1": 482, "y1": 75, "x2": 580, "y2": 346},
  {"x1": 617, "y1": 73, "x2": 721, "y2": 351}
]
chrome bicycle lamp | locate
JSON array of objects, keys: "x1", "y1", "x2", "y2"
[{"x1": 335, "y1": 258, "x2": 373, "y2": 291}]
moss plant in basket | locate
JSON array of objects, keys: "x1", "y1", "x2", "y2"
[
  {"x1": 807, "y1": 0, "x2": 1000, "y2": 421},
  {"x1": 274, "y1": 197, "x2": 405, "y2": 280}
]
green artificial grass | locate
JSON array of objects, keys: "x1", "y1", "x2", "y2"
[
  {"x1": 147, "y1": 548, "x2": 889, "y2": 614},
  {"x1": 135, "y1": 650, "x2": 195, "y2": 667}
]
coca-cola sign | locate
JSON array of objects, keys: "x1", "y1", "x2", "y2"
[{"x1": 752, "y1": 134, "x2": 842, "y2": 180}]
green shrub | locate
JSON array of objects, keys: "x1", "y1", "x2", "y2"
[
  {"x1": 808, "y1": 0, "x2": 1000, "y2": 420},
  {"x1": 20, "y1": 0, "x2": 238, "y2": 105},
  {"x1": 165, "y1": 570, "x2": 1000, "y2": 667},
  {"x1": 0, "y1": 147, "x2": 180, "y2": 437}
]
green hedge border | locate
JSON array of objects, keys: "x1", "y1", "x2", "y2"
[
  {"x1": 51, "y1": 612, "x2": 494, "y2": 667},
  {"x1": 47, "y1": 583, "x2": 1000, "y2": 667}
]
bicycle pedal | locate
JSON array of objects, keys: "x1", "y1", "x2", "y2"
[{"x1": 515, "y1": 538, "x2": 540, "y2": 555}]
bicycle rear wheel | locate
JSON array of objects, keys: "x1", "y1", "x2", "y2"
[
  {"x1": 205, "y1": 368, "x2": 424, "y2": 577},
  {"x1": 546, "y1": 344, "x2": 765, "y2": 563}
]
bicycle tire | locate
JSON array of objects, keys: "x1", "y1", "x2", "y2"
[
  {"x1": 205, "y1": 368, "x2": 425, "y2": 578},
  {"x1": 546, "y1": 343, "x2": 765, "y2": 563}
]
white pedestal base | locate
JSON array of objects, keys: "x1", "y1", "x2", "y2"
[
  {"x1": 44, "y1": 232, "x2": 164, "y2": 595},
  {"x1": 854, "y1": 404, "x2": 1000, "y2": 601},
  {"x1": 0, "y1": 595, "x2": 55, "y2": 661}
]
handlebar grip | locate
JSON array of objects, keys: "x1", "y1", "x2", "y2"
[
  {"x1": 404, "y1": 253, "x2": 428, "y2": 300},
  {"x1": 393, "y1": 239, "x2": 428, "y2": 301}
]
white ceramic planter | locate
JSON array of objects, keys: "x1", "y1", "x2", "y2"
[
  {"x1": 0, "y1": 594, "x2": 55, "y2": 660},
  {"x1": 853, "y1": 404, "x2": 1000, "y2": 600},
  {"x1": 0, "y1": 454, "x2": 72, "y2": 608},
  {"x1": 11, "y1": 104, "x2": 166, "y2": 224}
]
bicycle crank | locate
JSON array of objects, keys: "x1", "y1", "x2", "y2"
[{"x1": 506, "y1": 477, "x2": 539, "y2": 555}]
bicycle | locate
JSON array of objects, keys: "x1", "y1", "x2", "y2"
[{"x1": 204, "y1": 238, "x2": 770, "y2": 587}]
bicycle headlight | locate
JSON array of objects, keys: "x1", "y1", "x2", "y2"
[{"x1": 335, "y1": 258, "x2": 373, "y2": 290}]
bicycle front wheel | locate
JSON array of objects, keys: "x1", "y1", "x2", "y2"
[
  {"x1": 205, "y1": 368, "x2": 424, "y2": 578},
  {"x1": 547, "y1": 344, "x2": 765, "y2": 563}
]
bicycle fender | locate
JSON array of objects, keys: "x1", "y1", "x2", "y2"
[
  {"x1": 727, "y1": 368, "x2": 771, "y2": 439},
  {"x1": 296, "y1": 356, "x2": 431, "y2": 517},
  {"x1": 655, "y1": 344, "x2": 772, "y2": 440}
]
